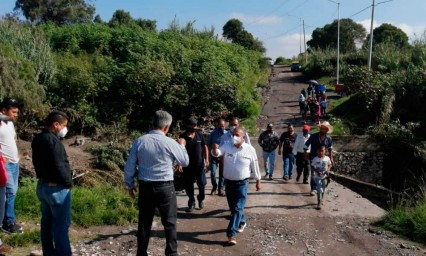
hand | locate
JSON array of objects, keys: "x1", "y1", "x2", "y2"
[
  {"x1": 177, "y1": 165, "x2": 183, "y2": 173},
  {"x1": 128, "y1": 187, "x2": 137, "y2": 199},
  {"x1": 177, "y1": 138, "x2": 186, "y2": 146},
  {"x1": 204, "y1": 160, "x2": 210, "y2": 169},
  {"x1": 256, "y1": 180, "x2": 261, "y2": 191}
]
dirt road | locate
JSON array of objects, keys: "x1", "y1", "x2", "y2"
[{"x1": 70, "y1": 66, "x2": 425, "y2": 256}]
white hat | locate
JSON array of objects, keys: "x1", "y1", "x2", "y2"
[{"x1": 319, "y1": 121, "x2": 333, "y2": 134}]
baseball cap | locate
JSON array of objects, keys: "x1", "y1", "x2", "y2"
[
  {"x1": 302, "y1": 125, "x2": 310, "y2": 131},
  {"x1": 1, "y1": 97, "x2": 23, "y2": 109},
  {"x1": 267, "y1": 123, "x2": 273, "y2": 128},
  {"x1": 187, "y1": 117, "x2": 198, "y2": 125}
]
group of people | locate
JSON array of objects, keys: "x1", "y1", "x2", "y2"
[
  {"x1": 298, "y1": 83, "x2": 328, "y2": 124},
  {"x1": 258, "y1": 121, "x2": 334, "y2": 209},
  {"x1": 124, "y1": 111, "x2": 261, "y2": 255}
]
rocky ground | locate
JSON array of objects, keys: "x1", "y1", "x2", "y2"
[{"x1": 12, "y1": 65, "x2": 426, "y2": 256}]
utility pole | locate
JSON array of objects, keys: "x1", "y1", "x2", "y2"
[
  {"x1": 299, "y1": 18, "x2": 302, "y2": 61},
  {"x1": 303, "y1": 20, "x2": 307, "y2": 64},
  {"x1": 367, "y1": 0, "x2": 375, "y2": 70},
  {"x1": 328, "y1": 0, "x2": 340, "y2": 84}
]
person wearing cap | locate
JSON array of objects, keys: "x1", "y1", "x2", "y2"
[
  {"x1": 124, "y1": 110, "x2": 189, "y2": 256},
  {"x1": 179, "y1": 117, "x2": 209, "y2": 212},
  {"x1": 257, "y1": 123, "x2": 280, "y2": 180},
  {"x1": 0, "y1": 97, "x2": 24, "y2": 234},
  {"x1": 292, "y1": 125, "x2": 311, "y2": 184},
  {"x1": 208, "y1": 118, "x2": 227, "y2": 195},
  {"x1": 278, "y1": 124, "x2": 297, "y2": 181},
  {"x1": 304, "y1": 121, "x2": 334, "y2": 196}
]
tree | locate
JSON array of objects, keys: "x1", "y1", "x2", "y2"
[
  {"x1": 366, "y1": 23, "x2": 410, "y2": 49},
  {"x1": 135, "y1": 18, "x2": 157, "y2": 32},
  {"x1": 108, "y1": 10, "x2": 134, "y2": 27},
  {"x1": 222, "y1": 19, "x2": 265, "y2": 53},
  {"x1": 307, "y1": 18, "x2": 366, "y2": 53},
  {"x1": 223, "y1": 19, "x2": 244, "y2": 41},
  {"x1": 14, "y1": 0, "x2": 95, "y2": 24}
]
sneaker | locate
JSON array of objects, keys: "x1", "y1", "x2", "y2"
[
  {"x1": 185, "y1": 204, "x2": 195, "y2": 213},
  {"x1": 316, "y1": 199, "x2": 322, "y2": 210},
  {"x1": 237, "y1": 223, "x2": 247, "y2": 233},
  {"x1": 2, "y1": 223, "x2": 23, "y2": 234},
  {"x1": 310, "y1": 190, "x2": 317, "y2": 196},
  {"x1": 218, "y1": 190, "x2": 226, "y2": 196},
  {"x1": 268, "y1": 176, "x2": 273, "y2": 181},
  {"x1": 198, "y1": 200, "x2": 204, "y2": 209},
  {"x1": 303, "y1": 180, "x2": 309, "y2": 184},
  {"x1": 282, "y1": 176, "x2": 288, "y2": 181},
  {"x1": 228, "y1": 237, "x2": 237, "y2": 245}
]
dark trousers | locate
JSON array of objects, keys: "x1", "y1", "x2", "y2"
[
  {"x1": 296, "y1": 152, "x2": 310, "y2": 182},
  {"x1": 183, "y1": 167, "x2": 206, "y2": 206},
  {"x1": 137, "y1": 181, "x2": 178, "y2": 256}
]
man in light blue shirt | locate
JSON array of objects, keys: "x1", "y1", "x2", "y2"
[{"x1": 124, "y1": 110, "x2": 189, "y2": 256}]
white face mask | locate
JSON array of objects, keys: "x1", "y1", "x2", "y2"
[
  {"x1": 232, "y1": 135, "x2": 241, "y2": 145},
  {"x1": 57, "y1": 126, "x2": 68, "y2": 138}
]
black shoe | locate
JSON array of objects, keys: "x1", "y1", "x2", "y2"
[
  {"x1": 2, "y1": 223, "x2": 23, "y2": 234},
  {"x1": 289, "y1": 176, "x2": 292, "y2": 180},
  {"x1": 296, "y1": 174, "x2": 301, "y2": 182},
  {"x1": 282, "y1": 176, "x2": 288, "y2": 181},
  {"x1": 198, "y1": 200, "x2": 204, "y2": 209},
  {"x1": 303, "y1": 180, "x2": 309, "y2": 184},
  {"x1": 186, "y1": 204, "x2": 195, "y2": 213}
]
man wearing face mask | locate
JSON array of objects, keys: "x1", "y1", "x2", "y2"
[
  {"x1": 0, "y1": 97, "x2": 24, "y2": 234},
  {"x1": 32, "y1": 111, "x2": 72, "y2": 256},
  {"x1": 216, "y1": 117, "x2": 251, "y2": 196},
  {"x1": 212, "y1": 127, "x2": 261, "y2": 245},
  {"x1": 208, "y1": 118, "x2": 227, "y2": 195},
  {"x1": 179, "y1": 118, "x2": 209, "y2": 212},
  {"x1": 292, "y1": 125, "x2": 311, "y2": 184},
  {"x1": 257, "y1": 123, "x2": 280, "y2": 180},
  {"x1": 304, "y1": 121, "x2": 333, "y2": 196}
]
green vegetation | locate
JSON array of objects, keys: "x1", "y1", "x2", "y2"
[{"x1": 15, "y1": 178, "x2": 138, "y2": 227}]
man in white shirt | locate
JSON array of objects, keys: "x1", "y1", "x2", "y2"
[
  {"x1": 212, "y1": 127, "x2": 261, "y2": 245},
  {"x1": 292, "y1": 125, "x2": 311, "y2": 184},
  {"x1": 0, "y1": 98, "x2": 23, "y2": 234}
]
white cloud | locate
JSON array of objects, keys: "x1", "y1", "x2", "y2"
[
  {"x1": 357, "y1": 19, "x2": 426, "y2": 41},
  {"x1": 229, "y1": 12, "x2": 283, "y2": 25},
  {"x1": 266, "y1": 33, "x2": 312, "y2": 60}
]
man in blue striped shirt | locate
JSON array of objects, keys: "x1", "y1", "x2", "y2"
[{"x1": 124, "y1": 110, "x2": 189, "y2": 256}]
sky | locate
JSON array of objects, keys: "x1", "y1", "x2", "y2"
[{"x1": 0, "y1": 0, "x2": 425, "y2": 60}]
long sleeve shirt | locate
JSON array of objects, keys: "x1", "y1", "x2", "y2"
[
  {"x1": 31, "y1": 128, "x2": 72, "y2": 187},
  {"x1": 213, "y1": 142, "x2": 261, "y2": 181},
  {"x1": 124, "y1": 130, "x2": 189, "y2": 189}
]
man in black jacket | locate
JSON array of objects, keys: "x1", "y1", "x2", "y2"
[{"x1": 32, "y1": 111, "x2": 72, "y2": 256}]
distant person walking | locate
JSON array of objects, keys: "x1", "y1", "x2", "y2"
[
  {"x1": 292, "y1": 125, "x2": 311, "y2": 184},
  {"x1": 124, "y1": 110, "x2": 189, "y2": 256},
  {"x1": 278, "y1": 124, "x2": 297, "y2": 181},
  {"x1": 32, "y1": 111, "x2": 72, "y2": 256},
  {"x1": 304, "y1": 121, "x2": 333, "y2": 196},
  {"x1": 212, "y1": 127, "x2": 261, "y2": 245},
  {"x1": 208, "y1": 118, "x2": 227, "y2": 195},
  {"x1": 179, "y1": 118, "x2": 209, "y2": 212},
  {"x1": 257, "y1": 123, "x2": 280, "y2": 180}
]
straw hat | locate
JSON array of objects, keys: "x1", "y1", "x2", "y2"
[{"x1": 319, "y1": 121, "x2": 333, "y2": 134}]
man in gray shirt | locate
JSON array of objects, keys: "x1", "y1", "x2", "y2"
[{"x1": 124, "y1": 110, "x2": 189, "y2": 256}]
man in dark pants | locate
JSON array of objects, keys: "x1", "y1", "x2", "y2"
[
  {"x1": 124, "y1": 110, "x2": 189, "y2": 256},
  {"x1": 304, "y1": 121, "x2": 333, "y2": 196},
  {"x1": 179, "y1": 118, "x2": 209, "y2": 212},
  {"x1": 208, "y1": 118, "x2": 226, "y2": 195},
  {"x1": 32, "y1": 111, "x2": 72, "y2": 256}
]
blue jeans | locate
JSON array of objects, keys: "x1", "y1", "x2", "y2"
[
  {"x1": 225, "y1": 179, "x2": 248, "y2": 238},
  {"x1": 36, "y1": 181, "x2": 71, "y2": 256},
  {"x1": 4, "y1": 162, "x2": 19, "y2": 225},
  {"x1": 138, "y1": 181, "x2": 177, "y2": 256},
  {"x1": 314, "y1": 176, "x2": 328, "y2": 200},
  {"x1": 262, "y1": 151, "x2": 276, "y2": 177},
  {"x1": 282, "y1": 154, "x2": 295, "y2": 178},
  {"x1": 210, "y1": 157, "x2": 224, "y2": 190}
]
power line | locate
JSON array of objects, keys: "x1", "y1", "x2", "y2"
[
  {"x1": 247, "y1": 0, "x2": 290, "y2": 25},
  {"x1": 349, "y1": 5, "x2": 371, "y2": 18}
]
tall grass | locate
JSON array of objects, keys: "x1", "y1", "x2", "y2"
[{"x1": 16, "y1": 178, "x2": 138, "y2": 227}]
